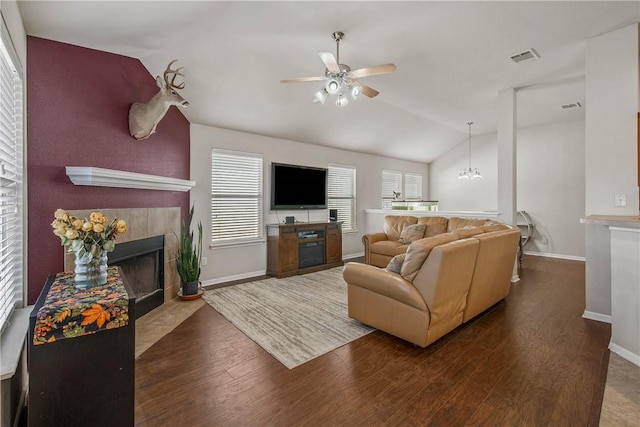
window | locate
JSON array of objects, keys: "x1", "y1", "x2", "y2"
[
  {"x1": 211, "y1": 149, "x2": 263, "y2": 246},
  {"x1": 404, "y1": 173, "x2": 423, "y2": 200},
  {"x1": 328, "y1": 164, "x2": 356, "y2": 232},
  {"x1": 0, "y1": 23, "x2": 24, "y2": 332},
  {"x1": 381, "y1": 170, "x2": 402, "y2": 209}
]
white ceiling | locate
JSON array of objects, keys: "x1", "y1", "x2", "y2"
[{"x1": 16, "y1": 1, "x2": 640, "y2": 163}]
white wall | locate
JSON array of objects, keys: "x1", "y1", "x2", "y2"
[
  {"x1": 584, "y1": 23, "x2": 639, "y2": 320},
  {"x1": 1, "y1": 1, "x2": 27, "y2": 65},
  {"x1": 190, "y1": 123, "x2": 428, "y2": 284},
  {"x1": 585, "y1": 23, "x2": 639, "y2": 216},
  {"x1": 517, "y1": 120, "x2": 586, "y2": 258},
  {"x1": 429, "y1": 119, "x2": 586, "y2": 259},
  {"x1": 429, "y1": 132, "x2": 497, "y2": 211}
]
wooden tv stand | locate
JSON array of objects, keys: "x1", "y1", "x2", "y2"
[{"x1": 266, "y1": 221, "x2": 343, "y2": 278}]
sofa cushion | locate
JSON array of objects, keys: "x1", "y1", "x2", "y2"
[
  {"x1": 417, "y1": 216, "x2": 449, "y2": 237},
  {"x1": 398, "y1": 224, "x2": 426, "y2": 244},
  {"x1": 385, "y1": 253, "x2": 406, "y2": 273},
  {"x1": 447, "y1": 217, "x2": 495, "y2": 232},
  {"x1": 369, "y1": 240, "x2": 409, "y2": 257},
  {"x1": 400, "y1": 232, "x2": 459, "y2": 282},
  {"x1": 479, "y1": 223, "x2": 511, "y2": 232},
  {"x1": 383, "y1": 216, "x2": 418, "y2": 241},
  {"x1": 454, "y1": 226, "x2": 485, "y2": 238}
]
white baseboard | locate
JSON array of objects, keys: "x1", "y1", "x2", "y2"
[
  {"x1": 582, "y1": 310, "x2": 612, "y2": 324},
  {"x1": 201, "y1": 269, "x2": 266, "y2": 287},
  {"x1": 609, "y1": 341, "x2": 640, "y2": 367},
  {"x1": 523, "y1": 251, "x2": 585, "y2": 262},
  {"x1": 343, "y1": 252, "x2": 364, "y2": 260}
]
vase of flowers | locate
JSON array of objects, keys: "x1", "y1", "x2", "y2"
[
  {"x1": 73, "y1": 251, "x2": 109, "y2": 288},
  {"x1": 51, "y1": 209, "x2": 128, "y2": 289}
]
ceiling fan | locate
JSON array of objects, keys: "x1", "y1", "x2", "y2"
[{"x1": 281, "y1": 31, "x2": 397, "y2": 106}]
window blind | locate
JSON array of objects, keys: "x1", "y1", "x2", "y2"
[
  {"x1": 381, "y1": 170, "x2": 402, "y2": 209},
  {"x1": 0, "y1": 25, "x2": 24, "y2": 332},
  {"x1": 328, "y1": 164, "x2": 356, "y2": 232},
  {"x1": 211, "y1": 149, "x2": 263, "y2": 245},
  {"x1": 404, "y1": 173, "x2": 423, "y2": 200}
]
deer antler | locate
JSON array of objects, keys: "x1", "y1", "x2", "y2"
[{"x1": 164, "y1": 59, "x2": 185, "y2": 90}]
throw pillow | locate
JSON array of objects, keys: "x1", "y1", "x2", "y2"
[
  {"x1": 400, "y1": 232, "x2": 459, "y2": 281},
  {"x1": 386, "y1": 253, "x2": 406, "y2": 273},
  {"x1": 398, "y1": 224, "x2": 426, "y2": 244}
]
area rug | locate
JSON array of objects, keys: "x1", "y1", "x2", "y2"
[{"x1": 202, "y1": 267, "x2": 374, "y2": 369}]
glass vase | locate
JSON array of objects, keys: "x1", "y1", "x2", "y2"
[{"x1": 74, "y1": 251, "x2": 108, "y2": 289}]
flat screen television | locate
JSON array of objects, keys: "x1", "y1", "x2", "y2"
[{"x1": 270, "y1": 163, "x2": 328, "y2": 210}]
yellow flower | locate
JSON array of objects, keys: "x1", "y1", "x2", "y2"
[
  {"x1": 54, "y1": 209, "x2": 69, "y2": 221},
  {"x1": 52, "y1": 209, "x2": 125, "y2": 253},
  {"x1": 90, "y1": 212, "x2": 107, "y2": 224},
  {"x1": 114, "y1": 219, "x2": 128, "y2": 235},
  {"x1": 65, "y1": 228, "x2": 79, "y2": 239}
]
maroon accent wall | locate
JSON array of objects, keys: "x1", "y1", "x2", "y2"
[{"x1": 27, "y1": 37, "x2": 190, "y2": 304}]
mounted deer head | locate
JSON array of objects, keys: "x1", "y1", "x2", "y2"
[{"x1": 128, "y1": 60, "x2": 189, "y2": 140}]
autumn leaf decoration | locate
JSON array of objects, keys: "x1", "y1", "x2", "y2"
[
  {"x1": 81, "y1": 304, "x2": 111, "y2": 328},
  {"x1": 54, "y1": 307, "x2": 71, "y2": 323}
]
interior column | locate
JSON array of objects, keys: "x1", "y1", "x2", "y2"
[
  {"x1": 497, "y1": 88, "x2": 518, "y2": 281},
  {"x1": 497, "y1": 88, "x2": 517, "y2": 227}
]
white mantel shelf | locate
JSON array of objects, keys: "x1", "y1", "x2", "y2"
[{"x1": 65, "y1": 166, "x2": 195, "y2": 192}]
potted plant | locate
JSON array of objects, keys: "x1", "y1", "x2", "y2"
[{"x1": 176, "y1": 205, "x2": 203, "y2": 296}]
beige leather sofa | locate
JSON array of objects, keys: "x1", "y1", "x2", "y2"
[
  {"x1": 362, "y1": 215, "x2": 501, "y2": 267},
  {"x1": 344, "y1": 224, "x2": 520, "y2": 347}
]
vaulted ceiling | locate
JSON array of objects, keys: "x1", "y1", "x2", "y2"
[{"x1": 17, "y1": 1, "x2": 640, "y2": 163}]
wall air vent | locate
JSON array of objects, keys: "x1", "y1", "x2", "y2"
[
  {"x1": 561, "y1": 102, "x2": 582, "y2": 109},
  {"x1": 510, "y1": 48, "x2": 540, "y2": 63}
]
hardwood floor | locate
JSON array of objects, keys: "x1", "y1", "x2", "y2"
[{"x1": 135, "y1": 256, "x2": 611, "y2": 426}]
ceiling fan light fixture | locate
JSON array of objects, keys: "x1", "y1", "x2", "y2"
[
  {"x1": 350, "y1": 85, "x2": 361, "y2": 100},
  {"x1": 326, "y1": 78, "x2": 340, "y2": 95},
  {"x1": 281, "y1": 31, "x2": 396, "y2": 107},
  {"x1": 313, "y1": 89, "x2": 328, "y2": 104},
  {"x1": 336, "y1": 92, "x2": 348, "y2": 107}
]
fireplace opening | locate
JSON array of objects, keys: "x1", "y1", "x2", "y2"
[{"x1": 108, "y1": 235, "x2": 164, "y2": 318}]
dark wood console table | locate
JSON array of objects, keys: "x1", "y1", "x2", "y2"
[
  {"x1": 28, "y1": 267, "x2": 135, "y2": 427},
  {"x1": 267, "y1": 221, "x2": 343, "y2": 278}
]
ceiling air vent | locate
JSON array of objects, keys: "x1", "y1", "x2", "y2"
[
  {"x1": 510, "y1": 48, "x2": 540, "y2": 64},
  {"x1": 561, "y1": 102, "x2": 582, "y2": 109}
]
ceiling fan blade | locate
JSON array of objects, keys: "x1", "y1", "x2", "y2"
[
  {"x1": 349, "y1": 63, "x2": 397, "y2": 79},
  {"x1": 318, "y1": 51, "x2": 340, "y2": 74},
  {"x1": 354, "y1": 81, "x2": 379, "y2": 98},
  {"x1": 280, "y1": 76, "x2": 326, "y2": 83}
]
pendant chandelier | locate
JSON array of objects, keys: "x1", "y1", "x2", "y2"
[{"x1": 458, "y1": 122, "x2": 482, "y2": 180}]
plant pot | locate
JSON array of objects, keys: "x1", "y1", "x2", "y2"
[{"x1": 182, "y1": 280, "x2": 199, "y2": 296}]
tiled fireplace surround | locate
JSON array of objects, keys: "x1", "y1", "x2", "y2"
[{"x1": 64, "y1": 207, "x2": 182, "y2": 304}]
